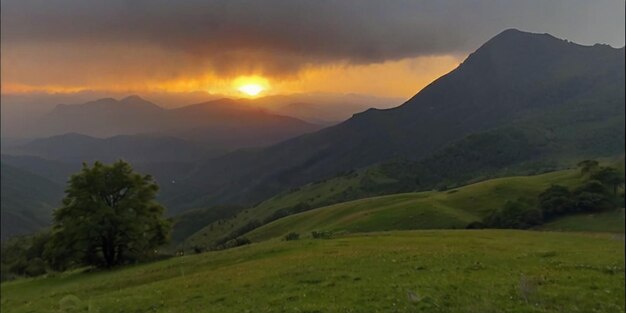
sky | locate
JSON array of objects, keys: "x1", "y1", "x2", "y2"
[{"x1": 1, "y1": 0, "x2": 624, "y2": 99}]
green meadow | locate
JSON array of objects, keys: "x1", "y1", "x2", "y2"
[{"x1": 2, "y1": 230, "x2": 624, "y2": 313}]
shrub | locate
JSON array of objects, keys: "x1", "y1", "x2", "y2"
[
  {"x1": 24, "y1": 258, "x2": 47, "y2": 277},
  {"x1": 221, "y1": 237, "x2": 252, "y2": 249},
  {"x1": 311, "y1": 230, "x2": 333, "y2": 239},
  {"x1": 284, "y1": 232, "x2": 300, "y2": 241},
  {"x1": 573, "y1": 192, "x2": 612, "y2": 212},
  {"x1": 466, "y1": 221, "x2": 485, "y2": 229},
  {"x1": 484, "y1": 200, "x2": 543, "y2": 229}
]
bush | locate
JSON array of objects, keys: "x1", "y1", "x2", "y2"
[
  {"x1": 311, "y1": 230, "x2": 333, "y2": 239},
  {"x1": 284, "y1": 232, "x2": 300, "y2": 241},
  {"x1": 484, "y1": 200, "x2": 543, "y2": 229},
  {"x1": 466, "y1": 221, "x2": 485, "y2": 229},
  {"x1": 24, "y1": 258, "x2": 47, "y2": 277},
  {"x1": 573, "y1": 192, "x2": 612, "y2": 212},
  {"x1": 221, "y1": 237, "x2": 251, "y2": 249}
]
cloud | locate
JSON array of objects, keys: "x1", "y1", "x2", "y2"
[{"x1": 1, "y1": 0, "x2": 624, "y2": 85}]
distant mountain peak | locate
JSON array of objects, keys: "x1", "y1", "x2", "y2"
[
  {"x1": 121, "y1": 95, "x2": 145, "y2": 102},
  {"x1": 51, "y1": 96, "x2": 163, "y2": 113}
]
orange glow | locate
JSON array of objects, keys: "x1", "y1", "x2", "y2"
[
  {"x1": 233, "y1": 76, "x2": 270, "y2": 97},
  {"x1": 1, "y1": 56, "x2": 461, "y2": 99}
]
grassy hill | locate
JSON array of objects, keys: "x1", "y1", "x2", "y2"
[
  {"x1": 185, "y1": 168, "x2": 583, "y2": 248},
  {"x1": 244, "y1": 169, "x2": 584, "y2": 242},
  {"x1": 2, "y1": 230, "x2": 623, "y2": 313}
]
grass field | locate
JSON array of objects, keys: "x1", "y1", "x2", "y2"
[
  {"x1": 245, "y1": 169, "x2": 583, "y2": 242},
  {"x1": 2, "y1": 230, "x2": 624, "y2": 313},
  {"x1": 186, "y1": 169, "x2": 583, "y2": 248}
]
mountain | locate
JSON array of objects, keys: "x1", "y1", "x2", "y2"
[
  {"x1": 178, "y1": 29, "x2": 625, "y2": 208},
  {"x1": 0, "y1": 163, "x2": 64, "y2": 240},
  {"x1": 9, "y1": 133, "x2": 219, "y2": 163},
  {"x1": 274, "y1": 102, "x2": 372, "y2": 125},
  {"x1": 37, "y1": 96, "x2": 165, "y2": 137},
  {"x1": 22, "y1": 96, "x2": 321, "y2": 148},
  {"x1": 166, "y1": 99, "x2": 321, "y2": 147},
  {"x1": 250, "y1": 93, "x2": 401, "y2": 124}
]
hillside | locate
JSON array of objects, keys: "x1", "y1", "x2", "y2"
[
  {"x1": 0, "y1": 164, "x2": 63, "y2": 240},
  {"x1": 185, "y1": 168, "x2": 583, "y2": 248},
  {"x1": 2, "y1": 230, "x2": 623, "y2": 312},
  {"x1": 180, "y1": 29, "x2": 625, "y2": 208}
]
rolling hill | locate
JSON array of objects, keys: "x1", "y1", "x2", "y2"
[
  {"x1": 185, "y1": 168, "x2": 585, "y2": 248},
  {"x1": 179, "y1": 29, "x2": 625, "y2": 209}
]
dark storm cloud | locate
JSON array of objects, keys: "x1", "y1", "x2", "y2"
[{"x1": 1, "y1": 0, "x2": 624, "y2": 76}]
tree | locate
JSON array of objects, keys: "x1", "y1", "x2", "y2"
[
  {"x1": 577, "y1": 160, "x2": 600, "y2": 176},
  {"x1": 46, "y1": 161, "x2": 171, "y2": 268},
  {"x1": 538, "y1": 185, "x2": 574, "y2": 218},
  {"x1": 483, "y1": 200, "x2": 542, "y2": 229},
  {"x1": 590, "y1": 167, "x2": 624, "y2": 195},
  {"x1": 572, "y1": 180, "x2": 613, "y2": 212}
]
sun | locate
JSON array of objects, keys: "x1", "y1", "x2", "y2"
[
  {"x1": 233, "y1": 75, "x2": 269, "y2": 97},
  {"x1": 238, "y1": 84, "x2": 264, "y2": 96}
]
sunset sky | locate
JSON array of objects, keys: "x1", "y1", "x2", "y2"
[{"x1": 1, "y1": 0, "x2": 624, "y2": 100}]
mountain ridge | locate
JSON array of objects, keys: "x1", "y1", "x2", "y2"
[{"x1": 178, "y1": 29, "x2": 625, "y2": 208}]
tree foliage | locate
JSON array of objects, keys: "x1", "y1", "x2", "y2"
[
  {"x1": 483, "y1": 200, "x2": 543, "y2": 229},
  {"x1": 538, "y1": 185, "x2": 574, "y2": 218},
  {"x1": 46, "y1": 161, "x2": 171, "y2": 269}
]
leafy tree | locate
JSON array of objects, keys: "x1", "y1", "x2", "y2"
[
  {"x1": 573, "y1": 180, "x2": 610, "y2": 196},
  {"x1": 538, "y1": 185, "x2": 574, "y2": 218},
  {"x1": 46, "y1": 161, "x2": 171, "y2": 268},
  {"x1": 573, "y1": 192, "x2": 613, "y2": 212},
  {"x1": 577, "y1": 160, "x2": 600, "y2": 176},
  {"x1": 590, "y1": 167, "x2": 624, "y2": 195},
  {"x1": 1, "y1": 231, "x2": 51, "y2": 280},
  {"x1": 483, "y1": 200, "x2": 542, "y2": 229}
]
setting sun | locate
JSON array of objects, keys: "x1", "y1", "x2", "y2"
[
  {"x1": 238, "y1": 84, "x2": 264, "y2": 96},
  {"x1": 233, "y1": 75, "x2": 270, "y2": 97}
]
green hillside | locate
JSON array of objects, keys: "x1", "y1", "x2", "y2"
[
  {"x1": 186, "y1": 168, "x2": 582, "y2": 248},
  {"x1": 0, "y1": 163, "x2": 63, "y2": 240},
  {"x1": 2, "y1": 230, "x2": 623, "y2": 313},
  {"x1": 245, "y1": 169, "x2": 583, "y2": 242}
]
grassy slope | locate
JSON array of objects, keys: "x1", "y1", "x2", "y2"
[
  {"x1": 245, "y1": 169, "x2": 582, "y2": 242},
  {"x1": 183, "y1": 170, "x2": 370, "y2": 248},
  {"x1": 186, "y1": 156, "x2": 623, "y2": 248},
  {"x1": 2, "y1": 230, "x2": 624, "y2": 313}
]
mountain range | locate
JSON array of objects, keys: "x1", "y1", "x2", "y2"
[{"x1": 1, "y1": 29, "x2": 624, "y2": 241}]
